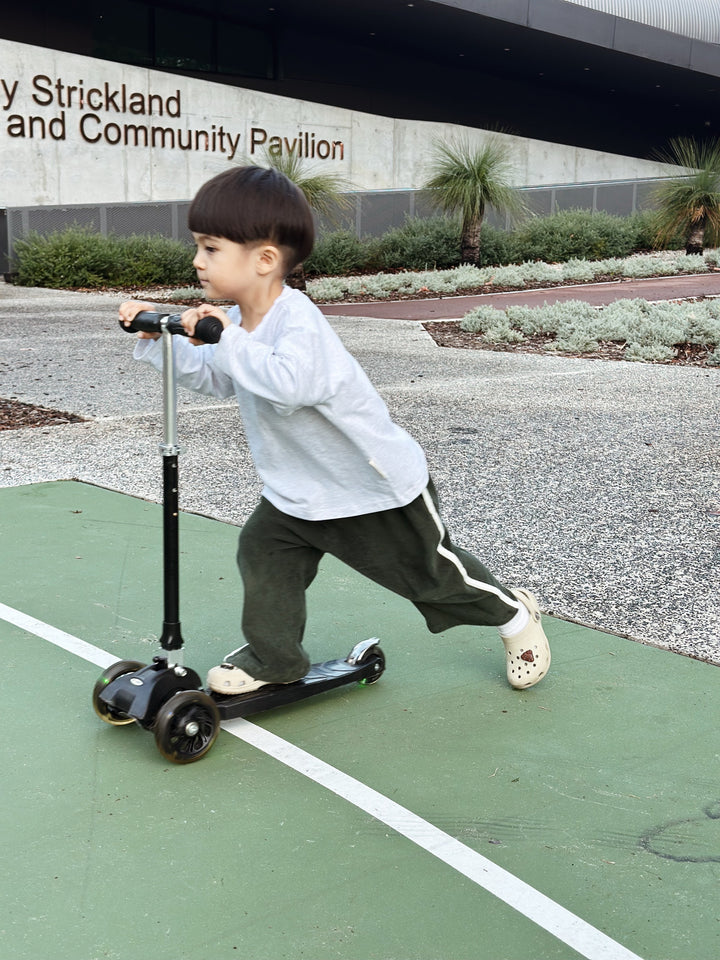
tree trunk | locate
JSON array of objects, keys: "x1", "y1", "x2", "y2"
[
  {"x1": 285, "y1": 262, "x2": 307, "y2": 290},
  {"x1": 685, "y1": 217, "x2": 706, "y2": 255},
  {"x1": 461, "y1": 215, "x2": 483, "y2": 265}
]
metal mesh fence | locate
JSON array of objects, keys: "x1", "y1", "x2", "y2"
[{"x1": 1, "y1": 178, "x2": 670, "y2": 275}]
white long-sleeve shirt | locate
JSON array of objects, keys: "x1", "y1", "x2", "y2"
[{"x1": 134, "y1": 286, "x2": 429, "y2": 520}]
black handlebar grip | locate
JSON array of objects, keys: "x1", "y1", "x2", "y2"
[
  {"x1": 119, "y1": 310, "x2": 165, "y2": 334},
  {"x1": 163, "y1": 315, "x2": 224, "y2": 344},
  {"x1": 119, "y1": 311, "x2": 223, "y2": 344}
]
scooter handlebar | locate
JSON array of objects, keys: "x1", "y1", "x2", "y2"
[{"x1": 119, "y1": 310, "x2": 223, "y2": 344}]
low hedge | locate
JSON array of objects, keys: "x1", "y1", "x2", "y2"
[
  {"x1": 13, "y1": 225, "x2": 196, "y2": 289},
  {"x1": 11, "y1": 208, "x2": 688, "y2": 289}
]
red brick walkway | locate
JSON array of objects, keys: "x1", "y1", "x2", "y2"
[{"x1": 318, "y1": 271, "x2": 720, "y2": 321}]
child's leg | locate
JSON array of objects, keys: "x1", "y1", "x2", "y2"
[
  {"x1": 320, "y1": 485, "x2": 515, "y2": 625},
  {"x1": 207, "y1": 498, "x2": 322, "y2": 693},
  {"x1": 321, "y1": 480, "x2": 550, "y2": 689},
  {"x1": 208, "y1": 483, "x2": 549, "y2": 694}
]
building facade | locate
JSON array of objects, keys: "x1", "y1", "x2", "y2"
[{"x1": 1, "y1": 2, "x2": 717, "y2": 226}]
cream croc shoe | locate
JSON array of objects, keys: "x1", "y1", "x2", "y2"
[
  {"x1": 206, "y1": 663, "x2": 271, "y2": 695},
  {"x1": 502, "y1": 588, "x2": 551, "y2": 689}
]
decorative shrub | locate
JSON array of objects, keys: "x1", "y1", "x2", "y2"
[
  {"x1": 113, "y1": 234, "x2": 196, "y2": 287},
  {"x1": 370, "y1": 216, "x2": 462, "y2": 271},
  {"x1": 15, "y1": 226, "x2": 116, "y2": 288},
  {"x1": 304, "y1": 230, "x2": 370, "y2": 277},
  {"x1": 14, "y1": 225, "x2": 196, "y2": 288},
  {"x1": 512, "y1": 208, "x2": 644, "y2": 263}
]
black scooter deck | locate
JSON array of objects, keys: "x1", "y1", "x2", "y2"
[{"x1": 210, "y1": 649, "x2": 385, "y2": 720}]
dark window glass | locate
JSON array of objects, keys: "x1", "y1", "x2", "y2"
[
  {"x1": 93, "y1": 1, "x2": 152, "y2": 67},
  {"x1": 85, "y1": 2, "x2": 274, "y2": 79},
  {"x1": 155, "y1": 7, "x2": 214, "y2": 72},
  {"x1": 217, "y1": 22, "x2": 273, "y2": 79}
]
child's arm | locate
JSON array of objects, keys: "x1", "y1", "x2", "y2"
[
  {"x1": 211, "y1": 317, "x2": 339, "y2": 411},
  {"x1": 161, "y1": 300, "x2": 331, "y2": 410},
  {"x1": 122, "y1": 300, "x2": 236, "y2": 400}
]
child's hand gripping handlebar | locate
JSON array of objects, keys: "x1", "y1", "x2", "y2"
[{"x1": 119, "y1": 310, "x2": 223, "y2": 344}]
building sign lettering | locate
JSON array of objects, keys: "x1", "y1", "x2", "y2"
[{"x1": 1, "y1": 74, "x2": 345, "y2": 163}]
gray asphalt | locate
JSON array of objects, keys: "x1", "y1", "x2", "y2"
[{"x1": 1, "y1": 280, "x2": 718, "y2": 665}]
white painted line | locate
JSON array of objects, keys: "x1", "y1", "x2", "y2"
[
  {"x1": 0, "y1": 601, "x2": 117, "y2": 669},
  {"x1": 227, "y1": 717, "x2": 642, "y2": 960},
  {"x1": 1, "y1": 601, "x2": 645, "y2": 960}
]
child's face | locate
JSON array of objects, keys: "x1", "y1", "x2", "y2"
[{"x1": 192, "y1": 233, "x2": 264, "y2": 302}]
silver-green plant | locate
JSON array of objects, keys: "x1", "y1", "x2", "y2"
[
  {"x1": 460, "y1": 294, "x2": 720, "y2": 362},
  {"x1": 307, "y1": 250, "x2": 716, "y2": 303},
  {"x1": 561, "y1": 259, "x2": 597, "y2": 282},
  {"x1": 170, "y1": 286, "x2": 204, "y2": 301}
]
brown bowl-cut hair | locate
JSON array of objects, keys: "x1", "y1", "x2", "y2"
[{"x1": 188, "y1": 166, "x2": 315, "y2": 273}]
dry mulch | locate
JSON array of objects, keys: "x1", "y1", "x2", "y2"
[
  {"x1": 422, "y1": 322, "x2": 717, "y2": 367},
  {"x1": 0, "y1": 397, "x2": 87, "y2": 431}
]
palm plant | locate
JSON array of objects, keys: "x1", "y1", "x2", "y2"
[
  {"x1": 253, "y1": 150, "x2": 354, "y2": 286},
  {"x1": 262, "y1": 150, "x2": 354, "y2": 222},
  {"x1": 423, "y1": 136, "x2": 527, "y2": 265},
  {"x1": 651, "y1": 137, "x2": 720, "y2": 254}
]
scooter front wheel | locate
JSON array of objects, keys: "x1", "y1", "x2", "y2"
[
  {"x1": 153, "y1": 690, "x2": 221, "y2": 763},
  {"x1": 92, "y1": 660, "x2": 146, "y2": 725}
]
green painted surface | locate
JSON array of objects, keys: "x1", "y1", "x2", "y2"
[{"x1": 1, "y1": 481, "x2": 719, "y2": 960}]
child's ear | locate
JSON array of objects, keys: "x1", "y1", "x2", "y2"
[{"x1": 256, "y1": 243, "x2": 282, "y2": 275}]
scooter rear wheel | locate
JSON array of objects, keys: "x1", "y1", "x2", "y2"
[
  {"x1": 92, "y1": 660, "x2": 146, "y2": 725},
  {"x1": 358, "y1": 646, "x2": 385, "y2": 685},
  {"x1": 153, "y1": 690, "x2": 221, "y2": 763}
]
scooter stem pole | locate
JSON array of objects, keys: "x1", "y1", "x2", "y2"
[{"x1": 159, "y1": 323, "x2": 184, "y2": 654}]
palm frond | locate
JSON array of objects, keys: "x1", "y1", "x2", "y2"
[
  {"x1": 653, "y1": 136, "x2": 720, "y2": 174},
  {"x1": 651, "y1": 138, "x2": 720, "y2": 247},
  {"x1": 423, "y1": 136, "x2": 526, "y2": 223},
  {"x1": 255, "y1": 150, "x2": 355, "y2": 220}
]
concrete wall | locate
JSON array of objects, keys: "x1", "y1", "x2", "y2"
[{"x1": 0, "y1": 38, "x2": 678, "y2": 208}]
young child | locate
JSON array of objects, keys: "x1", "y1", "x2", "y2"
[{"x1": 119, "y1": 165, "x2": 551, "y2": 694}]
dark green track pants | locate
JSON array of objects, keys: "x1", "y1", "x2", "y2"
[{"x1": 230, "y1": 480, "x2": 520, "y2": 681}]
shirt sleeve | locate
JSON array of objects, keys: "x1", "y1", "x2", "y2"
[
  {"x1": 211, "y1": 316, "x2": 336, "y2": 413},
  {"x1": 133, "y1": 335, "x2": 236, "y2": 400}
]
